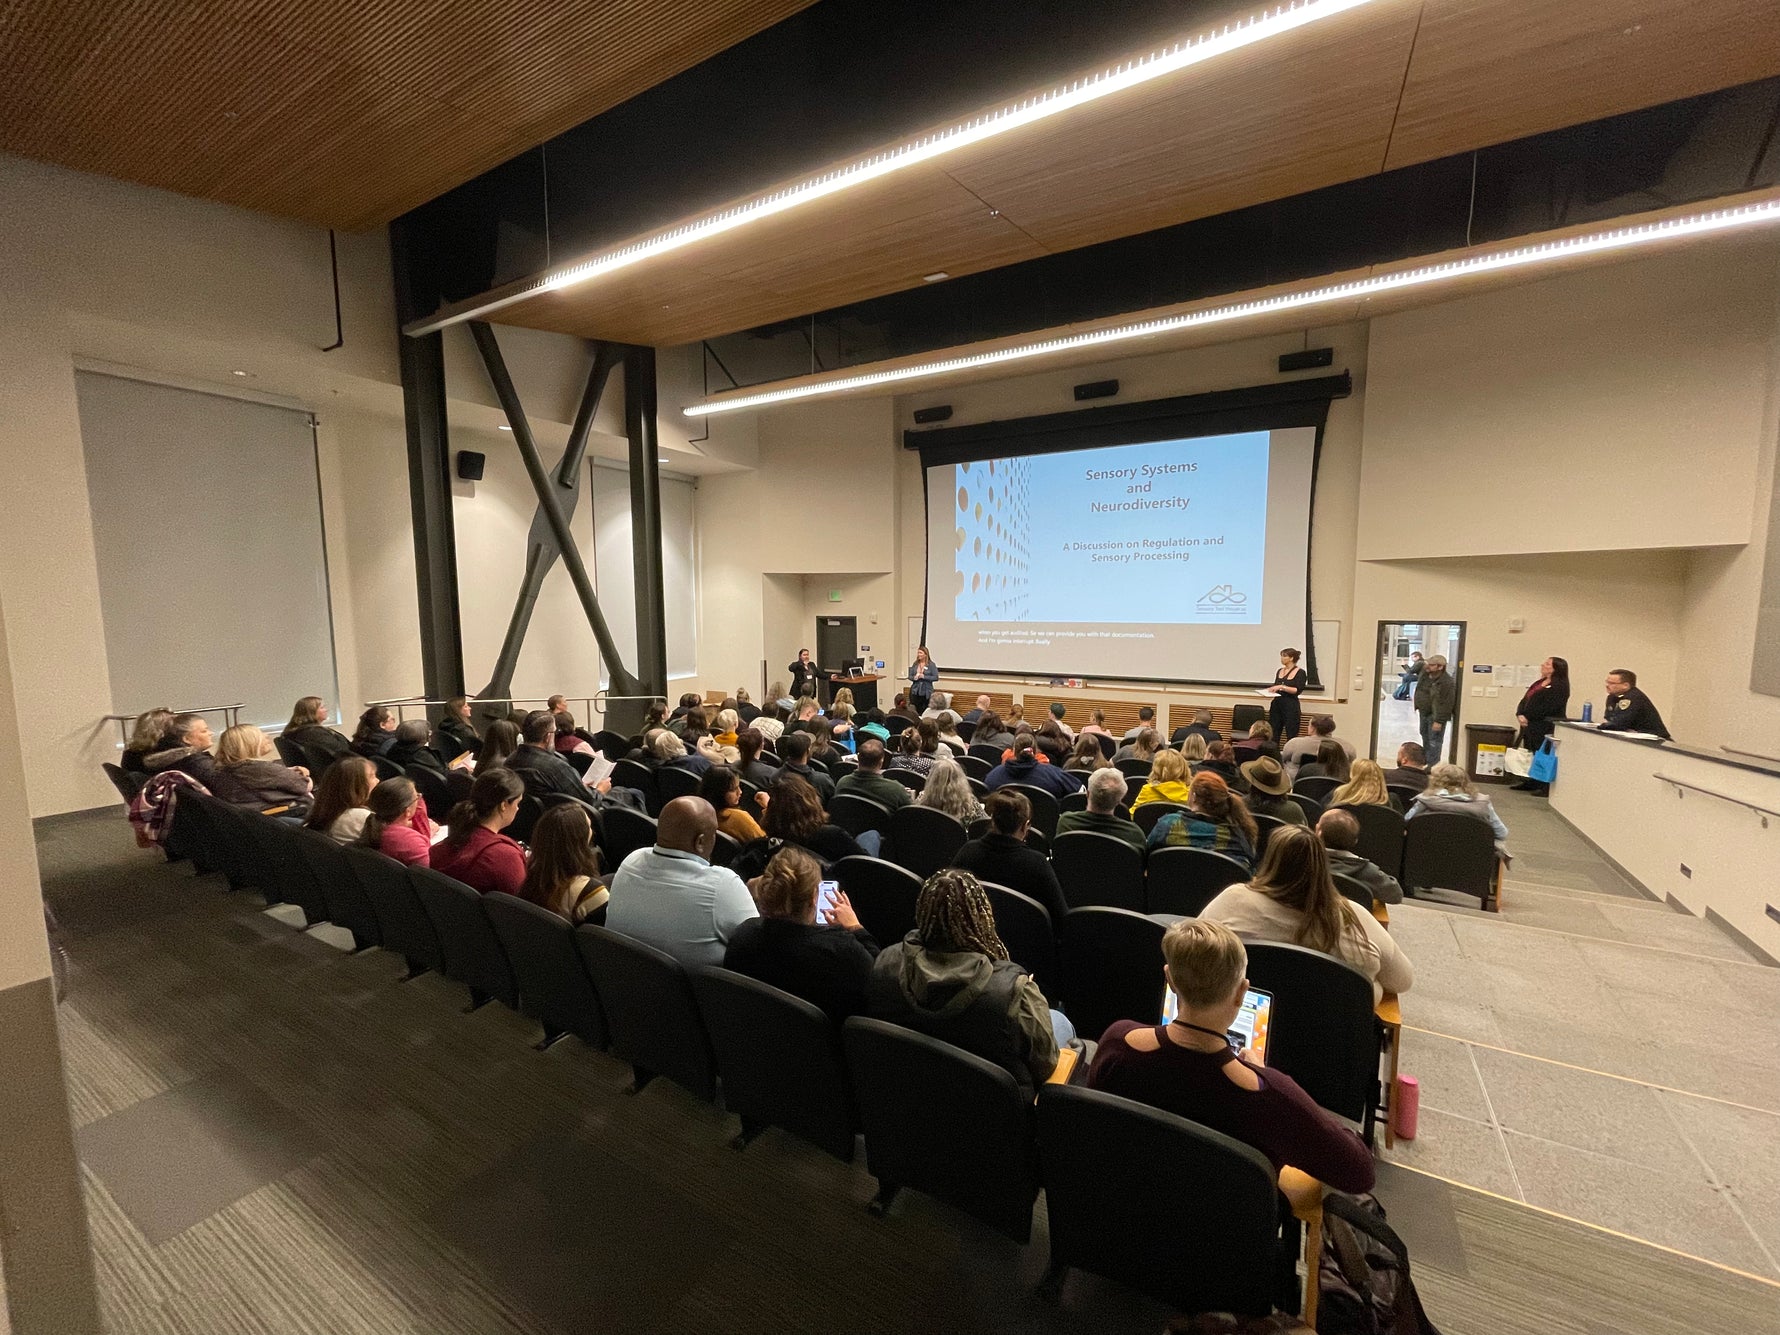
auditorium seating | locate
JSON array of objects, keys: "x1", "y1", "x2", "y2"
[
  {"x1": 1145, "y1": 847, "x2": 1248, "y2": 917},
  {"x1": 576, "y1": 923, "x2": 717, "y2": 1101},
  {"x1": 884, "y1": 805, "x2": 967, "y2": 878},
  {"x1": 409, "y1": 864, "x2": 521, "y2": 1011},
  {"x1": 1051, "y1": 831, "x2": 1145, "y2": 912},
  {"x1": 828, "y1": 793, "x2": 893, "y2": 840},
  {"x1": 980, "y1": 881, "x2": 1058, "y2": 987},
  {"x1": 1056, "y1": 907, "x2": 1166, "y2": 1041},
  {"x1": 484, "y1": 893, "x2": 609, "y2": 1050},
  {"x1": 1242, "y1": 941, "x2": 1383, "y2": 1145},
  {"x1": 1292, "y1": 776, "x2": 1340, "y2": 803},
  {"x1": 1132, "y1": 800, "x2": 1189, "y2": 835},
  {"x1": 1003, "y1": 783, "x2": 1061, "y2": 838},
  {"x1": 1334, "y1": 802, "x2": 1407, "y2": 878},
  {"x1": 832, "y1": 855, "x2": 922, "y2": 945},
  {"x1": 1402, "y1": 811, "x2": 1500, "y2": 910}
]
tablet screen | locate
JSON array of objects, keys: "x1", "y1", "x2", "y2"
[{"x1": 1159, "y1": 987, "x2": 1273, "y2": 1065}]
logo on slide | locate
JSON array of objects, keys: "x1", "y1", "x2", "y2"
[{"x1": 1196, "y1": 584, "x2": 1249, "y2": 615}]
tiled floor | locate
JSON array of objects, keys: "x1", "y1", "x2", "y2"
[{"x1": 1380, "y1": 788, "x2": 1780, "y2": 1278}]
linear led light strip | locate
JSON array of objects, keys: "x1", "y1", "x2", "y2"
[{"x1": 684, "y1": 199, "x2": 1780, "y2": 416}]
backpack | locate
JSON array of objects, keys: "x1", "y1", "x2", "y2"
[
  {"x1": 728, "y1": 836, "x2": 786, "y2": 882},
  {"x1": 1317, "y1": 1193, "x2": 1441, "y2": 1335}
]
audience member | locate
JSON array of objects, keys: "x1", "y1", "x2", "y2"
[
  {"x1": 1178, "y1": 734, "x2": 1209, "y2": 768},
  {"x1": 1329, "y1": 759, "x2": 1393, "y2": 809},
  {"x1": 1111, "y1": 727, "x2": 1161, "y2": 766},
  {"x1": 1317, "y1": 809, "x2": 1403, "y2": 906},
  {"x1": 1054, "y1": 768, "x2": 1146, "y2": 854},
  {"x1": 476, "y1": 719, "x2": 521, "y2": 772},
  {"x1": 857, "y1": 710, "x2": 891, "y2": 744},
  {"x1": 1597, "y1": 667, "x2": 1670, "y2": 739},
  {"x1": 969, "y1": 711, "x2": 1014, "y2": 751},
  {"x1": 519, "y1": 802, "x2": 607, "y2": 923},
  {"x1": 1281, "y1": 715, "x2": 1353, "y2": 774},
  {"x1": 1381, "y1": 741, "x2": 1429, "y2": 792},
  {"x1": 835, "y1": 738, "x2": 911, "y2": 811},
  {"x1": 934, "y1": 710, "x2": 966, "y2": 755},
  {"x1": 818, "y1": 704, "x2": 851, "y2": 752},
  {"x1": 1199, "y1": 738, "x2": 1246, "y2": 792},
  {"x1": 986, "y1": 735, "x2": 1084, "y2": 797},
  {"x1": 552, "y1": 711, "x2": 594, "y2": 757},
  {"x1": 1169, "y1": 708, "x2": 1222, "y2": 748},
  {"x1": 887, "y1": 693, "x2": 922, "y2": 728},
  {"x1": 888, "y1": 724, "x2": 941, "y2": 778},
  {"x1": 434, "y1": 696, "x2": 481, "y2": 762},
  {"x1": 724, "y1": 846, "x2": 879, "y2": 1022},
  {"x1": 215, "y1": 724, "x2": 313, "y2": 808},
  {"x1": 1047, "y1": 701, "x2": 1076, "y2": 740},
  {"x1": 1295, "y1": 739, "x2": 1352, "y2": 784},
  {"x1": 669, "y1": 692, "x2": 702, "y2": 722},
  {"x1": 1408, "y1": 763, "x2": 1512, "y2": 861},
  {"x1": 652, "y1": 728, "x2": 712, "y2": 778},
  {"x1": 1121, "y1": 706, "x2": 1159, "y2": 741},
  {"x1": 351, "y1": 705, "x2": 398, "y2": 758},
  {"x1": 1032, "y1": 718, "x2": 1071, "y2": 765},
  {"x1": 1415, "y1": 654, "x2": 1457, "y2": 762},
  {"x1": 735, "y1": 688, "x2": 761, "y2": 725},
  {"x1": 701, "y1": 765, "x2": 767, "y2": 842},
  {"x1": 1077, "y1": 708, "x2": 1113, "y2": 740},
  {"x1": 607, "y1": 796, "x2": 756, "y2": 967},
  {"x1": 962, "y1": 694, "x2": 993, "y2": 726},
  {"x1": 143, "y1": 714, "x2": 260, "y2": 804},
  {"x1": 1201, "y1": 825, "x2": 1413, "y2": 1002},
  {"x1": 122, "y1": 707, "x2": 175, "y2": 773},
  {"x1": 357, "y1": 777, "x2": 434, "y2": 867},
  {"x1": 303, "y1": 755, "x2": 377, "y2": 844},
  {"x1": 867, "y1": 868, "x2": 1072, "y2": 1097},
  {"x1": 1238, "y1": 756, "x2": 1305, "y2": 826},
  {"x1": 432, "y1": 768, "x2": 527, "y2": 896},
  {"x1": 1063, "y1": 735, "x2": 1107, "y2": 773},
  {"x1": 1147, "y1": 773, "x2": 1258, "y2": 869},
  {"x1": 761, "y1": 774, "x2": 869, "y2": 863},
  {"x1": 1230, "y1": 720, "x2": 1280, "y2": 765},
  {"x1": 1086, "y1": 918, "x2": 1374, "y2": 1192},
  {"x1": 920, "y1": 690, "x2": 951, "y2": 722},
  {"x1": 1130, "y1": 749, "x2": 1194, "y2": 812},
  {"x1": 1510, "y1": 656, "x2": 1570, "y2": 793},
  {"x1": 283, "y1": 696, "x2": 353, "y2": 763},
  {"x1": 915, "y1": 758, "x2": 987, "y2": 827},
  {"x1": 750, "y1": 708, "x2": 785, "y2": 743},
  {"x1": 387, "y1": 720, "x2": 449, "y2": 777},
  {"x1": 546, "y1": 694, "x2": 568, "y2": 715},
  {"x1": 775, "y1": 731, "x2": 834, "y2": 803},
  {"x1": 642, "y1": 699, "x2": 672, "y2": 731},
  {"x1": 735, "y1": 730, "x2": 780, "y2": 791},
  {"x1": 952, "y1": 791, "x2": 1069, "y2": 924},
  {"x1": 512, "y1": 711, "x2": 605, "y2": 800}
]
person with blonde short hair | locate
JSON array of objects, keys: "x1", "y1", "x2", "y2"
[
  {"x1": 214, "y1": 724, "x2": 312, "y2": 808},
  {"x1": 1085, "y1": 917, "x2": 1375, "y2": 1191}
]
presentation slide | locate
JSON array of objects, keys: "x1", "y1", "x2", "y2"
[{"x1": 925, "y1": 426, "x2": 1316, "y2": 683}]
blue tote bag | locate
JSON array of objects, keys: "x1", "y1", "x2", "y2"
[{"x1": 1527, "y1": 738, "x2": 1557, "y2": 784}]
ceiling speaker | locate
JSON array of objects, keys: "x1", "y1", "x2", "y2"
[{"x1": 456, "y1": 450, "x2": 486, "y2": 481}]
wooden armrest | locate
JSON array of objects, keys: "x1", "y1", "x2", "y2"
[
  {"x1": 1371, "y1": 902, "x2": 1389, "y2": 926},
  {"x1": 1374, "y1": 994, "x2": 1401, "y2": 1028},
  {"x1": 1278, "y1": 1167, "x2": 1323, "y2": 1224},
  {"x1": 1045, "y1": 1047, "x2": 1080, "y2": 1087}
]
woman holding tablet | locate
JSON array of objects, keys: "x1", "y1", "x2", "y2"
[
  {"x1": 1262, "y1": 647, "x2": 1307, "y2": 752},
  {"x1": 907, "y1": 646, "x2": 938, "y2": 714}
]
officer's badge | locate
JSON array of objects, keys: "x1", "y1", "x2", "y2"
[{"x1": 1617, "y1": 698, "x2": 1630, "y2": 710}]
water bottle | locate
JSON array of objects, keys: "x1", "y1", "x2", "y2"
[
  {"x1": 1393, "y1": 1075, "x2": 1421, "y2": 1141},
  {"x1": 1581, "y1": 701, "x2": 1593, "y2": 723}
]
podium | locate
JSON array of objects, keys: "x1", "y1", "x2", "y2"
[{"x1": 824, "y1": 673, "x2": 883, "y2": 712}]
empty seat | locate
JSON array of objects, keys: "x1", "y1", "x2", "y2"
[
  {"x1": 610, "y1": 759, "x2": 660, "y2": 815},
  {"x1": 574, "y1": 924, "x2": 716, "y2": 1101},
  {"x1": 710, "y1": 830, "x2": 740, "y2": 868},
  {"x1": 1050, "y1": 831, "x2": 1145, "y2": 912},
  {"x1": 886, "y1": 768, "x2": 926, "y2": 793},
  {"x1": 981, "y1": 882, "x2": 1056, "y2": 988},
  {"x1": 1250, "y1": 812, "x2": 1287, "y2": 858},
  {"x1": 692, "y1": 967, "x2": 856, "y2": 1162},
  {"x1": 1036, "y1": 1085, "x2": 1285, "y2": 1316},
  {"x1": 565, "y1": 750, "x2": 594, "y2": 777},
  {"x1": 407, "y1": 866, "x2": 520, "y2": 1010},
  {"x1": 1131, "y1": 800, "x2": 1189, "y2": 835},
  {"x1": 827, "y1": 793, "x2": 893, "y2": 840},
  {"x1": 508, "y1": 795, "x2": 544, "y2": 845},
  {"x1": 1292, "y1": 775, "x2": 1340, "y2": 804},
  {"x1": 601, "y1": 807, "x2": 659, "y2": 871},
  {"x1": 1243, "y1": 941, "x2": 1380, "y2": 1142},
  {"x1": 344, "y1": 845, "x2": 441, "y2": 978},
  {"x1": 1334, "y1": 805, "x2": 1408, "y2": 875},
  {"x1": 884, "y1": 805, "x2": 967, "y2": 879},
  {"x1": 1002, "y1": 783, "x2": 1061, "y2": 840},
  {"x1": 589, "y1": 729, "x2": 631, "y2": 761},
  {"x1": 273, "y1": 733, "x2": 307, "y2": 770},
  {"x1": 1056, "y1": 908, "x2": 1167, "y2": 1041},
  {"x1": 483, "y1": 893, "x2": 609, "y2": 1050},
  {"x1": 1093, "y1": 734, "x2": 1117, "y2": 760},
  {"x1": 1229, "y1": 703, "x2": 1266, "y2": 734},
  {"x1": 957, "y1": 754, "x2": 992, "y2": 781},
  {"x1": 1115, "y1": 757, "x2": 1154, "y2": 781},
  {"x1": 1332, "y1": 872, "x2": 1376, "y2": 910},
  {"x1": 1284, "y1": 792, "x2": 1323, "y2": 824},
  {"x1": 1385, "y1": 783, "x2": 1425, "y2": 811},
  {"x1": 246, "y1": 813, "x2": 331, "y2": 923},
  {"x1": 293, "y1": 828, "x2": 381, "y2": 949},
  {"x1": 101, "y1": 762, "x2": 145, "y2": 804},
  {"x1": 1145, "y1": 847, "x2": 1249, "y2": 917},
  {"x1": 967, "y1": 743, "x2": 1006, "y2": 768},
  {"x1": 656, "y1": 766, "x2": 703, "y2": 803},
  {"x1": 1402, "y1": 811, "x2": 1499, "y2": 909},
  {"x1": 1057, "y1": 789, "x2": 1089, "y2": 814},
  {"x1": 842, "y1": 1017, "x2": 1039, "y2": 1242},
  {"x1": 832, "y1": 856, "x2": 923, "y2": 947}
]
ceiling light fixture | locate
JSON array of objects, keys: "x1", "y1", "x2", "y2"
[
  {"x1": 404, "y1": 0, "x2": 1378, "y2": 334},
  {"x1": 683, "y1": 197, "x2": 1780, "y2": 416}
]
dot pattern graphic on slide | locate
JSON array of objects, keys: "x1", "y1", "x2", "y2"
[{"x1": 953, "y1": 457, "x2": 1031, "y2": 620}]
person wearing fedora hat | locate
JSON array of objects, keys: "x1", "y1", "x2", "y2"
[{"x1": 1239, "y1": 755, "x2": 1307, "y2": 826}]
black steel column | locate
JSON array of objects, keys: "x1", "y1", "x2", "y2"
[
  {"x1": 398, "y1": 329, "x2": 465, "y2": 710},
  {"x1": 623, "y1": 346, "x2": 670, "y2": 708}
]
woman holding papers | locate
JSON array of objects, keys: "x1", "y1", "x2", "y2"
[{"x1": 1262, "y1": 647, "x2": 1307, "y2": 752}]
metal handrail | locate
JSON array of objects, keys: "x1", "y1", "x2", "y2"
[
  {"x1": 1654, "y1": 774, "x2": 1780, "y2": 824},
  {"x1": 1723, "y1": 745, "x2": 1780, "y2": 765},
  {"x1": 102, "y1": 702, "x2": 244, "y2": 747},
  {"x1": 364, "y1": 694, "x2": 610, "y2": 724}
]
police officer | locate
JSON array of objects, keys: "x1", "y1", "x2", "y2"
[{"x1": 1597, "y1": 668, "x2": 1670, "y2": 739}]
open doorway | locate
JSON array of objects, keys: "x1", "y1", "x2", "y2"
[{"x1": 1371, "y1": 622, "x2": 1466, "y2": 764}]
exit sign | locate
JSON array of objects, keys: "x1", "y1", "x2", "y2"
[{"x1": 828, "y1": 589, "x2": 842, "y2": 602}]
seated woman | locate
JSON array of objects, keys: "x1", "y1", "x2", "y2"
[
  {"x1": 915, "y1": 758, "x2": 987, "y2": 827},
  {"x1": 934, "y1": 710, "x2": 967, "y2": 756},
  {"x1": 866, "y1": 868, "x2": 1075, "y2": 1098},
  {"x1": 701, "y1": 764, "x2": 767, "y2": 843},
  {"x1": 355, "y1": 776, "x2": 436, "y2": 867},
  {"x1": 1087, "y1": 918, "x2": 1375, "y2": 1193},
  {"x1": 953, "y1": 791, "x2": 1069, "y2": 924},
  {"x1": 283, "y1": 696, "x2": 353, "y2": 763},
  {"x1": 518, "y1": 802, "x2": 607, "y2": 923},
  {"x1": 475, "y1": 719, "x2": 521, "y2": 772},
  {"x1": 1199, "y1": 739, "x2": 1247, "y2": 793},
  {"x1": 431, "y1": 768, "x2": 527, "y2": 895},
  {"x1": 214, "y1": 724, "x2": 313, "y2": 810},
  {"x1": 1032, "y1": 718, "x2": 1071, "y2": 766},
  {"x1": 435, "y1": 695, "x2": 481, "y2": 762},
  {"x1": 805, "y1": 724, "x2": 844, "y2": 772},
  {"x1": 724, "y1": 846, "x2": 880, "y2": 1021},
  {"x1": 1407, "y1": 763, "x2": 1512, "y2": 862},
  {"x1": 1063, "y1": 734, "x2": 1107, "y2": 774},
  {"x1": 652, "y1": 728, "x2": 712, "y2": 776},
  {"x1": 1112, "y1": 727, "x2": 1161, "y2": 766},
  {"x1": 1230, "y1": 720, "x2": 1281, "y2": 765},
  {"x1": 887, "y1": 721, "x2": 942, "y2": 777},
  {"x1": 551, "y1": 711, "x2": 594, "y2": 758},
  {"x1": 1296, "y1": 739, "x2": 1352, "y2": 784},
  {"x1": 1329, "y1": 758, "x2": 1394, "y2": 809},
  {"x1": 971, "y1": 711, "x2": 1016, "y2": 752},
  {"x1": 761, "y1": 774, "x2": 871, "y2": 863},
  {"x1": 387, "y1": 720, "x2": 449, "y2": 777},
  {"x1": 1178, "y1": 733, "x2": 1210, "y2": 769},
  {"x1": 1130, "y1": 749, "x2": 1194, "y2": 812},
  {"x1": 735, "y1": 729, "x2": 780, "y2": 791},
  {"x1": 1200, "y1": 824, "x2": 1414, "y2": 1003},
  {"x1": 351, "y1": 706, "x2": 398, "y2": 759},
  {"x1": 1078, "y1": 708, "x2": 1113, "y2": 740},
  {"x1": 1238, "y1": 756, "x2": 1306, "y2": 826},
  {"x1": 302, "y1": 755, "x2": 377, "y2": 844},
  {"x1": 122, "y1": 708, "x2": 175, "y2": 773},
  {"x1": 1147, "y1": 773, "x2": 1259, "y2": 869},
  {"x1": 712, "y1": 708, "x2": 742, "y2": 749}
]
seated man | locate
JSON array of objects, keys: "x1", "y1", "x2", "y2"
[
  {"x1": 1316, "y1": 808, "x2": 1403, "y2": 905},
  {"x1": 606, "y1": 796, "x2": 757, "y2": 967},
  {"x1": 1055, "y1": 767, "x2": 1146, "y2": 854},
  {"x1": 1086, "y1": 917, "x2": 1375, "y2": 1192},
  {"x1": 1121, "y1": 705, "x2": 1159, "y2": 741},
  {"x1": 1380, "y1": 741, "x2": 1430, "y2": 792},
  {"x1": 1597, "y1": 668, "x2": 1671, "y2": 739},
  {"x1": 833, "y1": 738, "x2": 910, "y2": 811},
  {"x1": 962, "y1": 694, "x2": 993, "y2": 726},
  {"x1": 1046, "y1": 702, "x2": 1075, "y2": 741},
  {"x1": 952, "y1": 791, "x2": 1069, "y2": 924},
  {"x1": 143, "y1": 713, "x2": 260, "y2": 804},
  {"x1": 1169, "y1": 708, "x2": 1222, "y2": 748},
  {"x1": 985, "y1": 735, "x2": 1084, "y2": 798},
  {"x1": 386, "y1": 719, "x2": 449, "y2": 777},
  {"x1": 1281, "y1": 714, "x2": 1354, "y2": 775},
  {"x1": 776, "y1": 730, "x2": 835, "y2": 804},
  {"x1": 508, "y1": 711, "x2": 601, "y2": 801}
]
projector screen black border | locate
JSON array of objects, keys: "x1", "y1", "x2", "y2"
[{"x1": 907, "y1": 373, "x2": 1350, "y2": 691}]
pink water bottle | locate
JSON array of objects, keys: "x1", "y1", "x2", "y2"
[{"x1": 1392, "y1": 1075, "x2": 1421, "y2": 1141}]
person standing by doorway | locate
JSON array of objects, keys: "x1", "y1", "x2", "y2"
[
  {"x1": 1392, "y1": 651, "x2": 1423, "y2": 701},
  {"x1": 1263, "y1": 648, "x2": 1307, "y2": 752},
  {"x1": 1414, "y1": 654, "x2": 1456, "y2": 763},
  {"x1": 907, "y1": 646, "x2": 938, "y2": 715}
]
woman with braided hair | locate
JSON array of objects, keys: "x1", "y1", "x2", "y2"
[{"x1": 865, "y1": 868, "x2": 1079, "y2": 1096}]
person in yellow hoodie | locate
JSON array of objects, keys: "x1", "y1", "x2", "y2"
[{"x1": 1129, "y1": 748, "x2": 1194, "y2": 812}]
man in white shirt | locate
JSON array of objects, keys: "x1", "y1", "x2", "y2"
[
  {"x1": 1280, "y1": 714, "x2": 1356, "y2": 776},
  {"x1": 605, "y1": 797, "x2": 757, "y2": 968}
]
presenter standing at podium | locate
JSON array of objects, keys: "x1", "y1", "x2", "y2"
[
  {"x1": 788, "y1": 649, "x2": 821, "y2": 700},
  {"x1": 908, "y1": 647, "x2": 939, "y2": 715},
  {"x1": 1263, "y1": 647, "x2": 1307, "y2": 750}
]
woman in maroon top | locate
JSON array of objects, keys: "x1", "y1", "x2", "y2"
[
  {"x1": 430, "y1": 767, "x2": 527, "y2": 896},
  {"x1": 356, "y1": 776, "x2": 436, "y2": 867},
  {"x1": 1086, "y1": 917, "x2": 1374, "y2": 1193}
]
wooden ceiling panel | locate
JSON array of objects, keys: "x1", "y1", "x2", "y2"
[
  {"x1": 0, "y1": 0, "x2": 819, "y2": 230},
  {"x1": 945, "y1": 0, "x2": 1423, "y2": 252},
  {"x1": 1384, "y1": 0, "x2": 1780, "y2": 170}
]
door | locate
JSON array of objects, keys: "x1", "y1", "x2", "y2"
[
  {"x1": 815, "y1": 616, "x2": 857, "y2": 673},
  {"x1": 1370, "y1": 621, "x2": 1466, "y2": 764}
]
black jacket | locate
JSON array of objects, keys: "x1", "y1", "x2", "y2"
[
  {"x1": 1380, "y1": 766, "x2": 1430, "y2": 792},
  {"x1": 142, "y1": 745, "x2": 259, "y2": 805},
  {"x1": 388, "y1": 740, "x2": 449, "y2": 777},
  {"x1": 723, "y1": 917, "x2": 880, "y2": 1021},
  {"x1": 435, "y1": 716, "x2": 480, "y2": 761},
  {"x1": 1170, "y1": 723, "x2": 1222, "y2": 746},
  {"x1": 1599, "y1": 687, "x2": 1670, "y2": 739},
  {"x1": 1514, "y1": 679, "x2": 1570, "y2": 749},
  {"x1": 952, "y1": 832, "x2": 1069, "y2": 926},
  {"x1": 283, "y1": 724, "x2": 352, "y2": 762},
  {"x1": 507, "y1": 745, "x2": 588, "y2": 801}
]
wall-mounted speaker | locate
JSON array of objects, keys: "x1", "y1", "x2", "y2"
[
  {"x1": 1278, "y1": 347, "x2": 1334, "y2": 373},
  {"x1": 912, "y1": 404, "x2": 953, "y2": 424},
  {"x1": 456, "y1": 450, "x2": 486, "y2": 481},
  {"x1": 1073, "y1": 379, "x2": 1119, "y2": 401}
]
